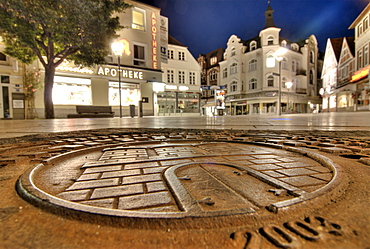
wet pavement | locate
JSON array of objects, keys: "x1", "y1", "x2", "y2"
[{"x1": 1, "y1": 113, "x2": 370, "y2": 248}]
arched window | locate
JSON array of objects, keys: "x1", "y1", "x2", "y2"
[
  {"x1": 230, "y1": 63, "x2": 238, "y2": 74},
  {"x1": 231, "y1": 81, "x2": 238, "y2": 92},
  {"x1": 266, "y1": 55, "x2": 275, "y2": 68},
  {"x1": 267, "y1": 75, "x2": 274, "y2": 87},
  {"x1": 249, "y1": 78, "x2": 257, "y2": 90},
  {"x1": 281, "y1": 40, "x2": 287, "y2": 47},
  {"x1": 291, "y1": 43, "x2": 299, "y2": 51},
  {"x1": 210, "y1": 70, "x2": 217, "y2": 81},
  {"x1": 249, "y1": 59, "x2": 257, "y2": 71},
  {"x1": 267, "y1": 36, "x2": 274, "y2": 45},
  {"x1": 250, "y1": 41, "x2": 257, "y2": 51}
]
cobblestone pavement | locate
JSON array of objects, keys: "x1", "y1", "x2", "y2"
[{"x1": 2, "y1": 129, "x2": 370, "y2": 248}]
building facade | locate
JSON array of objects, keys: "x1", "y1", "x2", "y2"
[
  {"x1": 197, "y1": 48, "x2": 225, "y2": 116},
  {"x1": 219, "y1": 4, "x2": 321, "y2": 115},
  {"x1": 156, "y1": 35, "x2": 201, "y2": 116}
]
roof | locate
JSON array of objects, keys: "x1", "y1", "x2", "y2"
[
  {"x1": 330, "y1": 37, "x2": 344, "y2": 61},
  {"x1": 346, "y1": 37, "x2": 355, "y2": 56},
  {"x1": 168, "y1": 35, "x2": 186, "y2": 47},
  {"x1": 349, "y1": 3, "x2": 370, "y2": 29}
]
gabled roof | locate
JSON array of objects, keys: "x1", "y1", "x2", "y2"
[
  {"x1": 349, "y1": 3, "x2": 370, "y2": 29},
  {"x1": 168, "y1": 35, "x2": 186, "y2": 47},
  {"x1": 330, "y1": 37, "x2": 344, "y2": 61},
  {"x1": 346, "y1": 37, "x2": 355, "y2": 56}
]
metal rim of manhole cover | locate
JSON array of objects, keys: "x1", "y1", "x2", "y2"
[{"x1": 16, "y1": 138, "x2": 345, "y2": 226}]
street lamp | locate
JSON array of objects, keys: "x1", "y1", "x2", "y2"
[
  {"x1": 273, "y1": 48, "x2": 287, "y2": 116},
  {"x1": 285, "y1": 81, "x2": 293, "y2": 113},
  {"x1": 111, "y1": 40, "x2": 125, "y2": 118}
]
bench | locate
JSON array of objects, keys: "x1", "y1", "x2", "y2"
[{"x1": 67, "y1": 106, "x2": 115, "y2": 118}]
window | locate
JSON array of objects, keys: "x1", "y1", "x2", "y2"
[
  {"x1": 249, "y1": 59, "x2": 257, "y2": 71},
  {"x1": 168, "y1": 49, "x2": 174, "y2": 59},
  {"x1": 267, "y1": 36, "x2": 274, "y2": 45},
  {"x1": 282, "y1": 77, "x2": 287, "y2": 88},
  {"x1": 249, "y1": 78, "x2": 257, "y2": 90},
  {"x1": 189, "y1": 72, "x2": 196, "y2": 85},
  {"x1": 0, "y1": 52, "x2": 6, "y2": 61},
  {"x1": 210, "y1": 70, "x2": 217, "y2": 81},
  {"x1": 358, "y1": 23, "x2": 363, "y2": 37},
  {"x1": 267, "y1": 75, "x2": 274, "y2": 87},
  {"x1": 1, "y1": 75, "x2": 9, "y2": 83},
  {"x1": 179, "y1": 51, "x2": 185, "y2": 61},
  {"x1": 133, "y1": 44, "x2": 146, "y2": 66},
  {"x1": 178, "y1": 71, "x2": 185, "y2": 84},
  {"x1": 132, "y1": 8, "x2": 145, "y2": 31},
  {"x1": 223, "y1": 68, "x2": 228, "y2": 78},
  {"x1": 364, "y1": 17, "x2": 369, "y2": 31},
  {"x1": 210, "y1": 56, "x2": 217, "y2": 65},
  {"x1": 358, "y1": 50, "x2": 363, "y2": 69},
  {"x1": 364, "y1": 45, "x2": 369, "y2": 66},
  {"x1": 281, "y1": 40, "x2": 287, "y2": 47},
  {"x1": 250, "y1": 41, "x2": 257, "y2": 51},
  {"x1": 231, "y1": 47, "x2": 236, "y2": 56},
  {"x1": 310, "y1": 70, "x2": 314, "y2": 84},
  {"x1": 291, "y1": 44, "x2": 299, "y2": 51},
  {"x1": 310, "y1": 51, "x2": 315, "y2": 63},
  {"x1": 230, "y1": 63, "x2": 237, "y2": 74},
  {"x1": 266, "y1": 55, "x2": 275, "y2": 68},
  {"x1": 231, "y1": 81, "x2": 238, "y2": 92},
  {"x1": 167, "y1": 70, "x2": 174, "y2": 83}
]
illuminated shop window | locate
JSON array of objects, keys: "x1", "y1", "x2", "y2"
[
  {"x1": 108, "y1": 82, "x2": 140, "y2": 106},
  {"x1": 132, "y1": 8, "x2": 145, "y2": 31},
  {"x1": 52, "y1": 76, "x2": 92, "y2": 105}
]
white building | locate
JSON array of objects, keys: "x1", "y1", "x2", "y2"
[
  {"x1": 157, "y1": 35, "x2": 201, "y2": 116},
  {"x1": 219, "y1": 3, "x2": 321, "y2": 115}
]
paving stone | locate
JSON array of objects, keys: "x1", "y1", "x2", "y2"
[
  {"x1": 143, "y1": 166, "x2": 168, "y2": 174},
  {"x1": 319, "y1": 147, "x2": 352, "y2": 154},
  {"x1": 77, "y1": 173, "x2": 101, "y2": 181},
  {"x1": 160, "y1": 159, "x2": 193, "y2": 166},
  {"x1": 90, "y1": 184, "x2": 143, "y2": 199},
  {"x1": 279, "y1": 176, "x2": 327, "y2": 187},
  {"x1": 276, "y1": 168, "x2": 317, "y2": 176},
  {"x1": 80, "y1": 198, "x2": 115, "y2": 208},
  {"x1": 250, "y1": 163, "x2": 282, "y2": 171},
  {"x1": 67, "y1": 178, "x2": 119, "y2": 191},
  {"x1": 118, "y1": 191, "x2": 173, "y2": 210},
  {"x1": 283, "y1": 141, "x2": 307, "y2": 147},
  {"x1": 262, "y1": 170, "x2": 287, "y2": 178},
  {"x1": 250, "y1": 158, "x2": 281, "y2": 164},
  {"x1": 124, "y1": 162, "x2": 160, "y2": 169},
  {"x1": 275, "y1": 157, "x2": 296, "y2": 162},
  {"x1": 83, "y1": 165, "x2": 123, "y2": 174},
  {"x1": 307, "y1": 166, "x2": 331, "y2": 173},
  {"x1": 250, "y1": 154, "x2": 279, "y2": 159},
  {"x1": 146, "y1": 181, "x2": 167, "y2": 192},
  {"x1": 101, "y1": 169, "x2": 141, "y2": 179},
  {"x1": 122, "y1": 174, "x2": 162, "y2": 185},
  {"x1": 312, "y1": 173, "x2": 332, "y2": 181},
  {"x1": 276, "y1": 162, "x2": 311, "y2": 168},
  {"x1": 57, "y1": 189, "x2": 91, "y2": 201}
]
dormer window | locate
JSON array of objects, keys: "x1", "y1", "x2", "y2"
[
  {"x1": 250, "y1": 41, "x2": 257, "y2": 51},
  {"x1": 281, "y1": 40, "x2": 287, "y2": 47},
  {"x1": 210, "y1": 56, "x2": 217, "y2": 65},
  {"x1": 267, "y1": 36, "x2": 274, "y2": 45},
  {"x1": 291, "y1": 43, "x2": 299, "y2": 51}
]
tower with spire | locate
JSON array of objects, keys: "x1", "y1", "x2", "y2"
[{"x1": 264, "y1": 1, "x2": 276, "y2": 28}]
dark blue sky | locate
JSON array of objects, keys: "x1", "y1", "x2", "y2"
[{"x1": 139, "y1": 0, "x2": 369, "y2": 57}]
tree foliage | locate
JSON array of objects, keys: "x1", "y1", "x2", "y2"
[{"x1": 0, "y1": 0, "x2": 131, "y2": 118}]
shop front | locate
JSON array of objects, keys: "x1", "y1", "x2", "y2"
[
  {"x1": 155, "y1": 85, "x2": 200, "y2": 116},
  {"x1": 35, "y1": 61, "x2": 162, "y2": 118}
]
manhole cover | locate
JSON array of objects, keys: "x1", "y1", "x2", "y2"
[{"x1": 18, "y1": 141, "x2": 342, "y2": 221}]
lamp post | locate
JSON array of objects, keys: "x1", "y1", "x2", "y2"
[
  {"x1": 272, "y1": 48, "x2": 287, "y2": 115},
  {"x1": 111, "y1": 40, "x2": 125, "y2": 118},
  {"x1": 285, "y1": 81, "x2": 293, "y2": 113}
]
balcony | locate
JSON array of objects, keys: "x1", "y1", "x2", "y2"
[{"x1": 296, "y1": 88, "x2": 307, "y2": 94}]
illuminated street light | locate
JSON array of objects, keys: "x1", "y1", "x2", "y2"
[
  {"x1": 285, "y1": 81, "x2": 293, "y2": 113},
  {"x1": 111, "y1": 40, "x2": 125, "y2": 118},
  {"x1": 273, "y1": 48, "x2": 287, "y2": 115}
]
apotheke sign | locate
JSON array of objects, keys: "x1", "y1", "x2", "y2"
[{"x1": 97, "y1": 66, "x2": 144, "y2": 80}]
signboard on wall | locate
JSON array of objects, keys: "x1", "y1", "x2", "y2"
[{"x1": 160, "y1": 16, "x2": 168, "y2": 64}]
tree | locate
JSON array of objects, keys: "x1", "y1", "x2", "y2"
[{"x1": 0, "y1": 0, "x2": 131, "y2": 118}]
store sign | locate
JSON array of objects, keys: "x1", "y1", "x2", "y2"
[
  {"x1": 56, "y1": 60, "x2": 94, "y2": 74},
  {"x1": 351, "y1": 65, "x2": 370, "y2": 82},
  {"x1": 151, "y1": 12, "x2": 158, "y2": 69},
  {"x1": 160, "y1": 16, "x2": 168, "y2": 64},
  {"x1": 97, "y1": 67, "x2": 144, "y2": 80}
]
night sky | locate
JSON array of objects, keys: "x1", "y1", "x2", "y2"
[{"x1": 138, "y1": 0, "x2": 369, "y2": 57}]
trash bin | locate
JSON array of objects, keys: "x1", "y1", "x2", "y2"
[{"x1": 129, "y1": 104, "x2": 135, "y2": 118}]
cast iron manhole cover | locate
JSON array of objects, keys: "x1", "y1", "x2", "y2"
[{"x1": 18, "y1": 140, "x2": 342, "y2": 220}]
